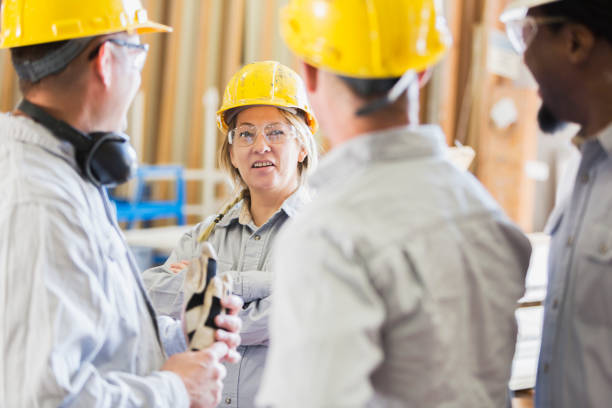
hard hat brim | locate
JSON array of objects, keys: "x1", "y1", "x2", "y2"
[
  {"x1": 501, "y1": 0, "x2": 560, "y2": 22},
  {"x1": 0, "y1": 21, "x2": 172, "y2": 49},
  {"x1": 131, "y1": 21, "x2": 173, "y2": 35},
  {"x1": 217, "y1": 102, "x2": 318, "y2": 135}
]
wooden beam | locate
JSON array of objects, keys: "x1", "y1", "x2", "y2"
[
  {"x1": 147, "y1": 0, "x2": 185, "y2": 223},
  {"x1": 438, "y1": 0, "x2": 464, "y2": 144},
  {"x1": 0, "y1": 50, "x2": 17, "y2": 112},
  {"x1": 259, "y1": 0, "x2": 276, "y2": 61},
  {"x1": 185, "y1": 0, "x2": 215, "y2": 221},
  {"x1": 244, "y1": 0, "x2": 261, "y2": 63},
  {"x1": 170, "y1": 0, "x2": 199, "y2": 164},
  {"x1": 155, "y1": 0, "x2": 185, "y2": 166},
  {"x1": 139, "y1": 0, "x2": 166, "y2": 164},
  {"x1": 472, "y1": 0, "x2": 540, "y2": 232},
  {"x1": 220, "y1": 0, "x2": 246, "y2": 88}
]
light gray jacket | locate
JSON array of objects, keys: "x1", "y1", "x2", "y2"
[
  {"x1": 143, "y1": 189, "x2": 310, "y2": 408},
  {"x1": 258, "y1": 125, "x2": 531, "y2": 407}
]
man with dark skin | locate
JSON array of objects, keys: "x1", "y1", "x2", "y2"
[{"x1": 502, "y1": 1, "x2": 612, "y2": 406}]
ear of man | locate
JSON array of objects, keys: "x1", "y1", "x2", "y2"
[
  {"x1": 300, "y1": 62, "x2": 318, "y2": 93},
  {"x1": 564, "y1": 23, "x2": 596, "y2": 64},
  {"x1": 91, "y1": 41, "x2": 115, "y2": 89}
]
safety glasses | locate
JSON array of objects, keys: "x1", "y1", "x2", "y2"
[
  {"x1": 505, "y1": 16, "x2": 567, "y2": 54},
  {"x1": 88, "y1": 38, "x2": 149, "y2": 71},
  {"x1": 228, "y1": 122, "x2": 297, "y2": 147}
]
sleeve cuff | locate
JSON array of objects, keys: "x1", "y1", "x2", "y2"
[
  {"x1": 154, "y1": 370, "x2": 190, "y2": 408},
  {"x1": 227, "y1": 271, "x2": 272, "y2": 303},
  {"x1": 158, "y1": 315, "x2": 188, "y2": 356}
]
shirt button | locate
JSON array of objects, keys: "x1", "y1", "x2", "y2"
[
  {"x1": 601, "y1": 244, "x2": 609, "y2": 255},
  {"x1": 225, "y1": 397, "x2": 232, "y2": 404},
  {"x1": 552, "y1": 299, "x2": 559, "y2": 309},
  {"x1": 543, "y1": 362, "x2": 550, "y2": 373},
  {"x1": 581, "y1": 173, "x2": 590, "y2": 183},
  {"x1": 567, "y1": 236, "x2": 574, "y2": 246},
  {"x1": 254, "y1": 234, "x2": 261, "y2": 241}
]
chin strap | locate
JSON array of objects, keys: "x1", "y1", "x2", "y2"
[{"x1": 355, "y1": 70, "x2": 417, "y2": 117}]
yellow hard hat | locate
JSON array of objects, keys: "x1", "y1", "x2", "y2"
[
  {"x1": 0, "y1": 0, "x2": 171, "y2": 49},
  {"x1": 279, "y1": 0, "x2": 452, "y2": 78},
  {"x1": 217, "y1": 60, "x2": 318, "y2": 134}
]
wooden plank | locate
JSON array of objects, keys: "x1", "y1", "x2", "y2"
[
  {"x1": 206, "y1": 0, "x2": 224, "y2": 89},
  {"x1": 454, "y1": 0, "x2": 480, "y2": 142},
  {"x1": 244, "y1": 0, "x2": 261, "y2": 63},
  {"x1": 422, "y1": 0, "x2": 480, "y2": 145},
  {"x1": 155, "y1": 0, "x2": 185, "y2": 166},
  {"x1": 454, "y1": 0, "x2": 482, "y2": 147},
  {"x1": 148, "y1": 0, "x2": 185, "y2": 225},
  {"x1": 245, "y1": 0, "x2": 276, "y2": 62},
  {"x1": 170, "y1": 0, "x2": 199, "y2": 164},
  {"x1": 477, "y1": 83, "x2": 539, "y2": 231},
  {"x1": 186, "y1": 0, "x2": 215, "y2": 167},
  {"x1": 220, "y1": 0, "x2": 246, "y2": 88},
  {"x1": 472, "y1": 0, "x2": 540, "y2": 232},
  {"x1": 139, "y1": 0, "x2": 166, "y2": 164},
  {"x1": 259, "y1": 0, "x2": 276, "y2": 61},
  {"x1": 437, "y1": 0, "x2": 464, "y2": 144},
  {"x1": 185, "y1": 0, "x2": 215, "y2": 222},
  {"x1": 0, "y1": 50, "x2": 17, "y2": 112}
]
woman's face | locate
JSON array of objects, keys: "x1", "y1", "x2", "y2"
[{"x1": 230, "y1": 106, "x2": 307, "y2": 197}]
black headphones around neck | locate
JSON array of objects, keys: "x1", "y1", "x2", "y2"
[{"x1": 18, "y1": 99, "x2": 137, "y2": 187}]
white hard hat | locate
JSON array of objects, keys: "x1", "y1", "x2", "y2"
[{"x1": 501, "y1": 0, "x2": 561, "y2": 21}]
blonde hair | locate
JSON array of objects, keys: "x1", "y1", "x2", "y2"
[
  {"x1": 197, "y1": 189, "x2": 249, "y2": 242},
  {"x1": 199, "y1": 107, "x2": 318, "y2": 242},
  {"x1": 218, "y1": 107, "x2": 318, "y2": 191}
]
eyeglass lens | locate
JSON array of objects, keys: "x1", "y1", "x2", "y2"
[{"x1": 230, "y1": 123, "x2": 295, "y2": 146}]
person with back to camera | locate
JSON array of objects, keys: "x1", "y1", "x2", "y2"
[{"x1": 257, "y1": 1, "x2": 532, "y2": 407}]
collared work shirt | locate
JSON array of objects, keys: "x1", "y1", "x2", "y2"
[
  {"x1": 0, "y1": 114, "x2": 188, "y2": 407},
  {"x1": 257, "y1": 125, "x2": 531, "y2": 407},
  {"x1": 143, "y1": 189, "x2": 309, "y2": 408},
  {"x1": 535, "y1": 123, "x2": 612, "y2": 408}
]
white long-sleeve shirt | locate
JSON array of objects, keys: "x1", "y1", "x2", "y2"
[
  {"x1": 0, "y1": 113, "x2": 188, "y2": 407},
  {"x1": 257, "y1": 125, "x2": 531, "y2": 407}
]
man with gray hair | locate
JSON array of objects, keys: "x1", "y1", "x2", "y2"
[{"x1": 0, "y1": 1, "x2": 242, "y2": 407}]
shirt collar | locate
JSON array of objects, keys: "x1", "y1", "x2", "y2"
[
  {"x1": 311, "y1": 124, "x2": 447, "y2": 190},
  {"x1": 595, "y1": 121, "x2": 612, "y2": 156},
  {"x1": 572, "y1": 121, "x2": 612, "y2": 155},
  {"x1": 216, "y1": 186, "x2": 312, "y2": 228},
  {"x1": 0, "y1": 113, "x2": 78, "y2": 166}
]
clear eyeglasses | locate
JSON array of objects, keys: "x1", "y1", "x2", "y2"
[
  {"x1": 228, "y1": 122, "x2": 297, "y2": 147},
  {"x1": 505, "y1": 16, "x2": 567, "y2": 54},
  {"x1": 89, "y1": 38, "x2": 149, "y2": 71}
]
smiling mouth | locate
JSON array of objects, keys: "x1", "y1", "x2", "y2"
[{"x1": 252, "y1": 161, "x2": 274, "y2": 168}]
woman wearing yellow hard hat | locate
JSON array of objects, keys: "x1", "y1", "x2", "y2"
[{"x1": 143, "y1": 60, "x2": 318, "y2": 408}]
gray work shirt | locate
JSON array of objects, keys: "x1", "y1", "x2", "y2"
[
  {"x1": 257, "y1": 125, "x2": 531, "y2": 407},
  {"x1": 143, "y1": 189, "x2": 310, "y2": 408},
  {"x1": 0, "y1": 113, "x2": 188, "y2": 407},
  {"x1": 535, "y1": 123, "x2": 612, "y2": 408}
]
